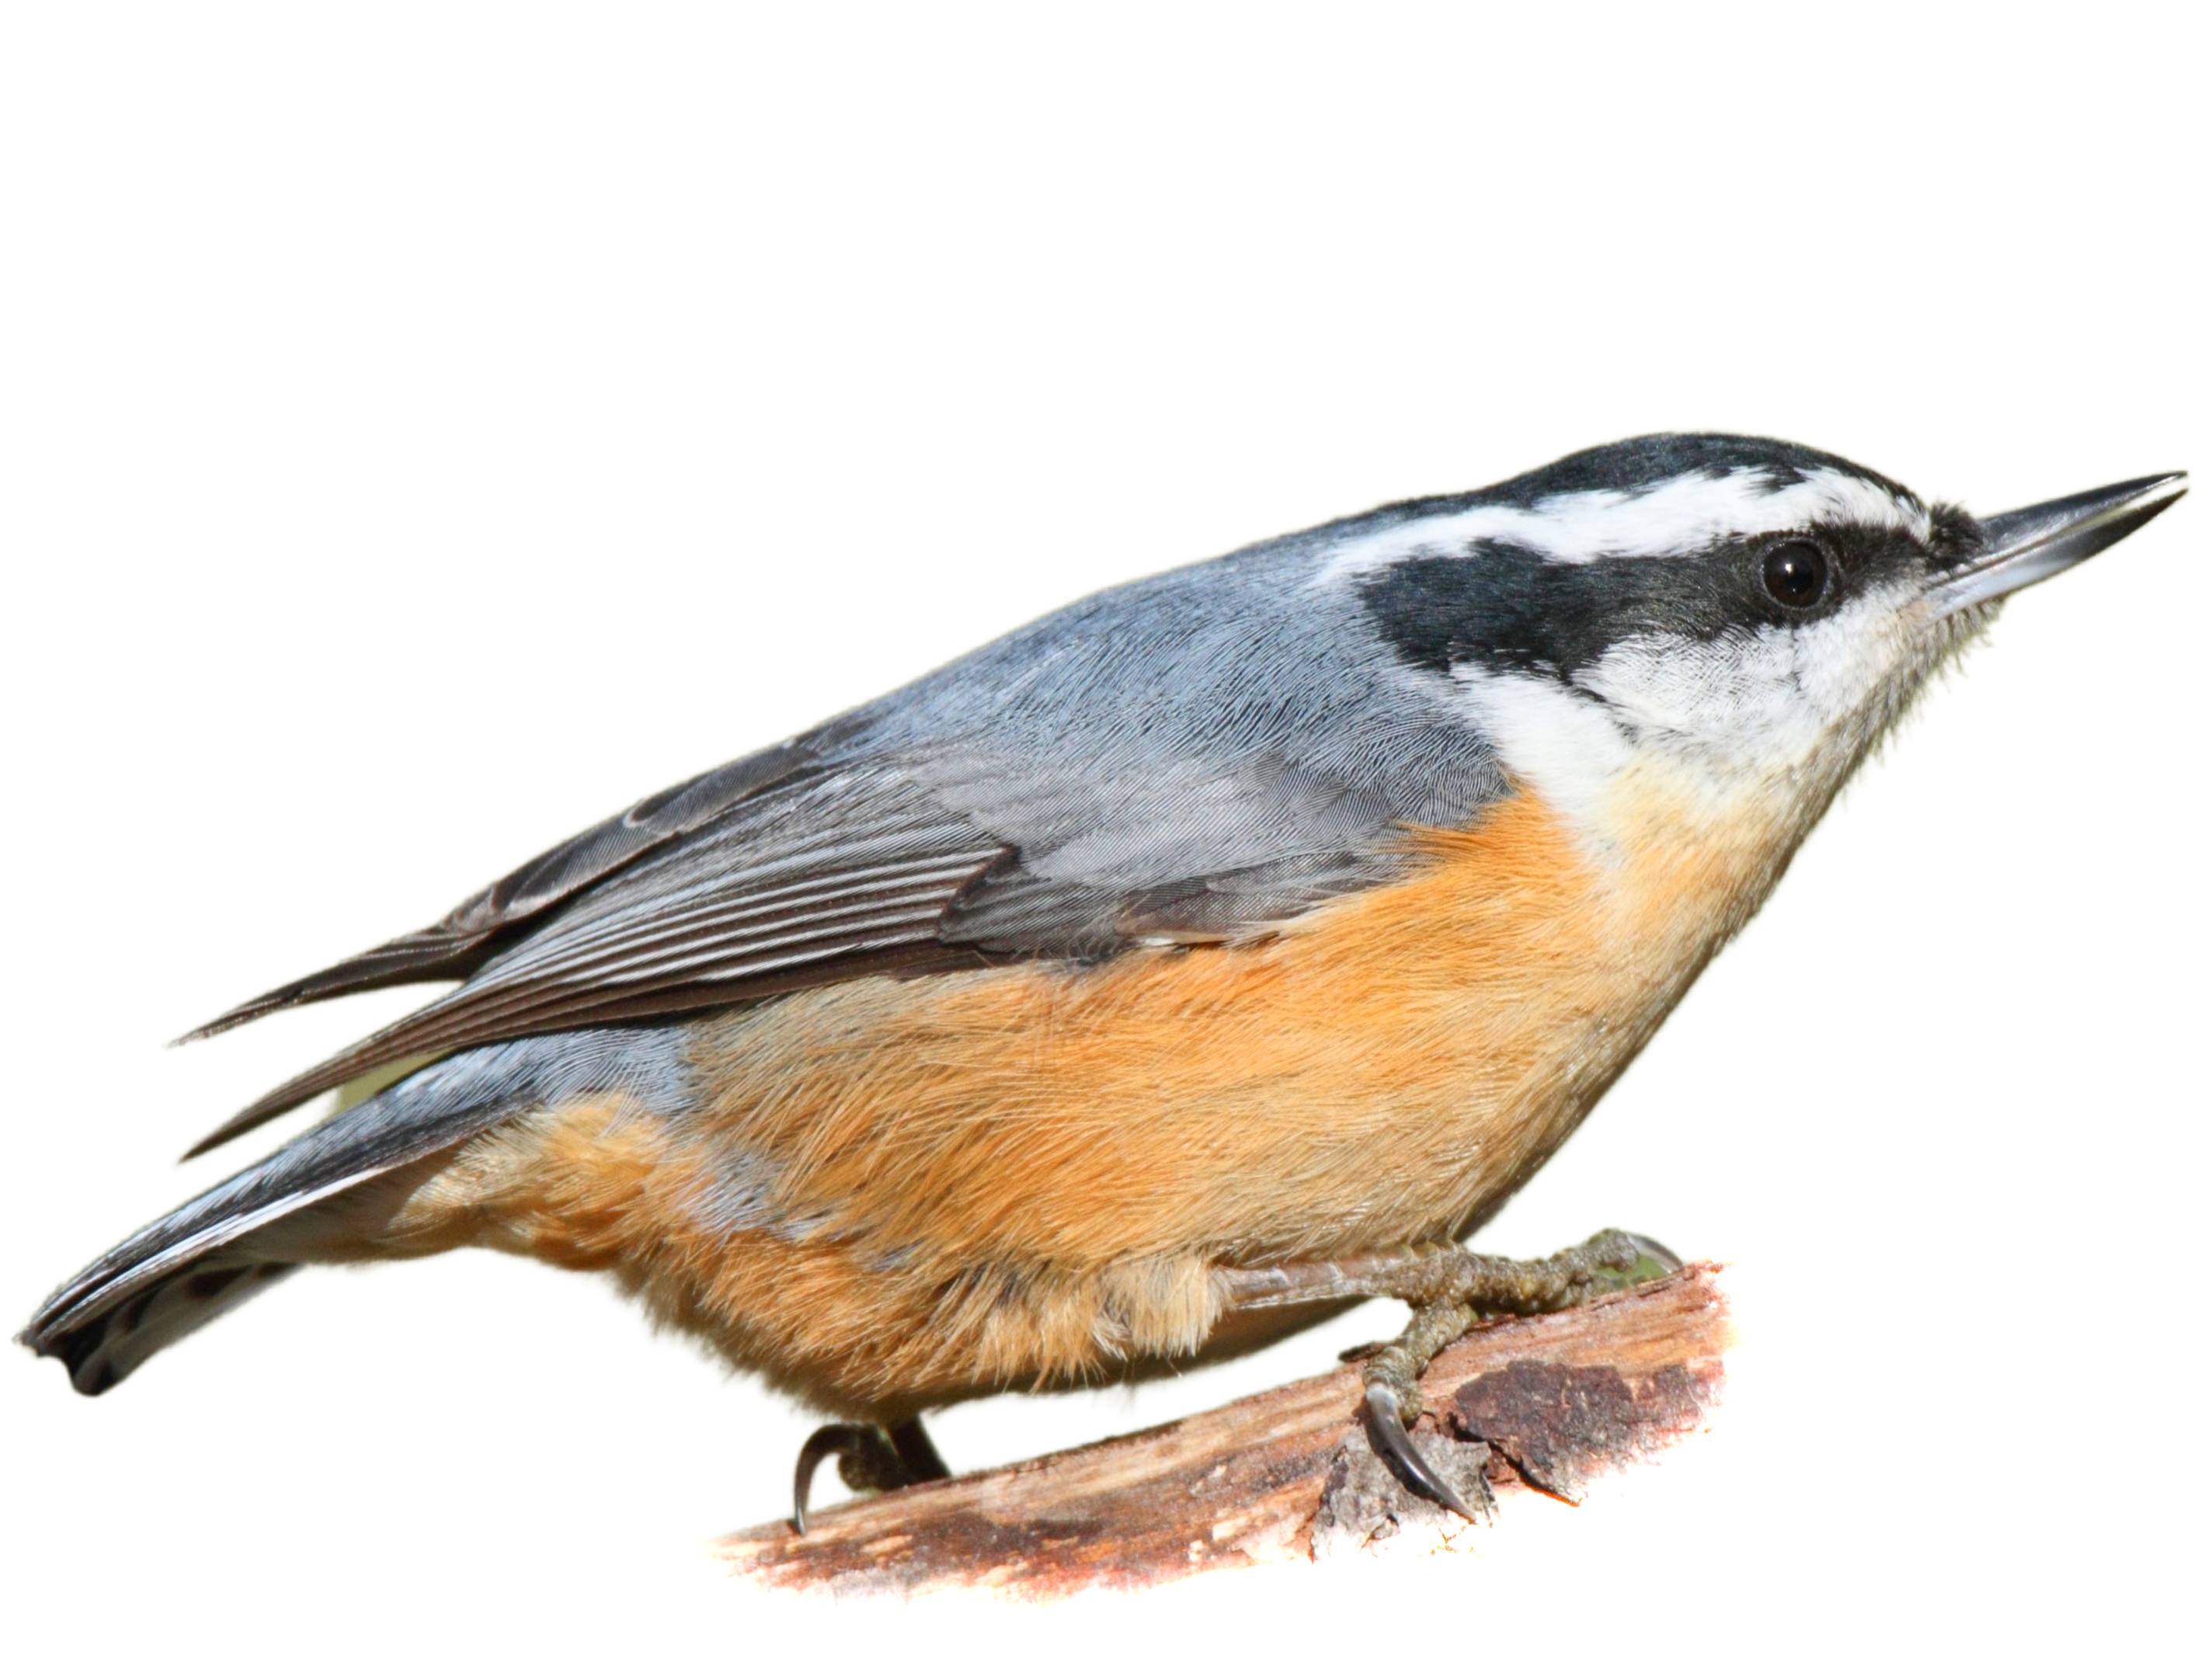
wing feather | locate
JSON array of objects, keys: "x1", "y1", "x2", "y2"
[
  {"x1": 178, "y1": 736, "x2": 845, "y2": 1041},
  {"x1": 179, "y1": 530, "x2": 1513, "y2": 1159},
  {"x1": 184, "y1": 798, "x2": 1005, "y2": 1155}
]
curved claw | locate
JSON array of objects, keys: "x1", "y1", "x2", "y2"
[
  {"x1": 791, "y1": 1423, "x2": 880, "y2": 1536},
  {"x1": 1362, "y1": 1382, "x2": 1483, "y2": 1523},
  {"x1": 1624, "y1": 1232, "x2": 1683, "y2": 1275}
]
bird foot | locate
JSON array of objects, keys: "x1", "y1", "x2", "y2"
[
  {"x1": 1355, "y1": 1227, "x2": 1682, "y2": 1521},
  {"x1": 790, "y1": 1415, "x2": 951, "y2": 1534}
]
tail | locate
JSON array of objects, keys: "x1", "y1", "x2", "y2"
[
  {"x1": 28, "y1": 1253, "x2": 300, "y2": 1397},
  {"x1": 19, "y1": 1028, "x2": 683, "y2": 1393}
]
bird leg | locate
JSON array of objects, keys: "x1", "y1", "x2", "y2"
[
  {"x1": 1223, "y1": 1228, "x2": 1680, "y2": 1520},
  {"x1": 790, "y1": 1415, "x2": 951, "y2": 1534}
]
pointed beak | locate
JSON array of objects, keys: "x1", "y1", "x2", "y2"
[{"x1": 1932, "y1": 471, "x2": 2188, "y2": 617}]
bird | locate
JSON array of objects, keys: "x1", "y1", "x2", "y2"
[{"x1": 19, "y1": 434, "x2": 2187, "y2": 1528}]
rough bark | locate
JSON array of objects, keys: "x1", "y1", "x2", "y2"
[{"x1": 715, "y1": 1262, "x2": 1729, "y2": 1598}]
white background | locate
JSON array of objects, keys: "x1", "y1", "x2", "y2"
[{"x1": 3, "y1": 4, "x2": 2204, "y2": 1651}]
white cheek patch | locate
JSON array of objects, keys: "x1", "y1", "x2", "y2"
[
  {"x1": 1317, "y1": 466, "x2": 1929, "y2": 586},
  {"x1": 1573, "y1": 590, "x2": 1910, "y2": 777},
  {"x1": 1578, "y1": 634, "x2": 1828, "y2": 777},
  {"x1": 1448, "y1": 589, "x2": 1921, "y2": 854}
]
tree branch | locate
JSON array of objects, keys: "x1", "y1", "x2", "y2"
[{"x1": 715, "y1": 1263, "x2": 1730, "y2": 1597}]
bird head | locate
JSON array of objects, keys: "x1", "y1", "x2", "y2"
[{"x1": 1335, "y1": 434, "x2": 2186, "y2": 856}]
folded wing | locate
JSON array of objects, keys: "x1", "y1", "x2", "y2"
[{"x1": 183, "y1": 541, "x2": 1510, "y2": 1157}]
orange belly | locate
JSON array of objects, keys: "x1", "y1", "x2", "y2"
[{"x1": 371, "y1": 779, "x2": 1793, "y2": 1414}]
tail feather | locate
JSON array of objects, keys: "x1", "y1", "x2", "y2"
[
  {"x1": 37, "y1": 1257, "x2": 298, "y2": 1396},
  {"x1": 19, "y1": 1028, "x2": 680, "y2": 1393}
]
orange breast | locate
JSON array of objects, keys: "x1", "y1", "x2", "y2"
[{"x1": 685, "y1": 778, "x2": 1782, "y2": 1270}]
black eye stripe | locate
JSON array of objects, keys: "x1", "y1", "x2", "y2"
[
  {"x1": 1360, "y1": 544, "x2": 1758, "y2": 681},
  {"x1": 1358, "y1": 524, "x2": 1909, "y2": 684}
]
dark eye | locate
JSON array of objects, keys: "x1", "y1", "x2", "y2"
[{"x1": 1762, "y1": 538, "x2": 1830, "y2": 608}]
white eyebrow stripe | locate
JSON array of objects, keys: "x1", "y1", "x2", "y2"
[{"x1": 1315, "y1": 467, "x2": 1929, "y2": 585}]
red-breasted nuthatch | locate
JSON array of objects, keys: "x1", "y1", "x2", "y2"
[{"x1": 21, "y1": 434, "x2": 2187, "y2": 1525}]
